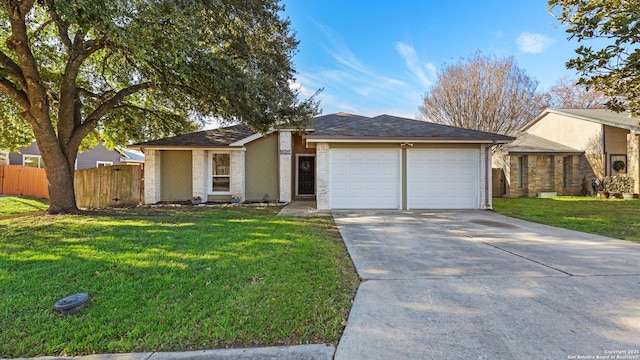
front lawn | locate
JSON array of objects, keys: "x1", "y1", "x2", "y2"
[
  {"x1": 493, "y1": 196, "x2": 640, "y2": 242},
  {"x1": 0, "y1": 195, "x2": 48, "y2": 215},
  {"x1": 0, "y1": 207, "x2": 359, "y2": 358}
]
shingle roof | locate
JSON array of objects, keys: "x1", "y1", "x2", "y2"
[
  {"x1": 525, "y1": 108, "x2": 640, "y2": 131},
  {"x1": 131, "y1": 124, "x2": 256, "y2": 148},
  {"x1": 307, "y1": 113, "x2": 514, "y2": 142},
  {"x1": 132, "y1": 113, "x2": 514, "y2": 149},
  {"x1": 505, "y1": 133, "x2": 582, "y2": 154}
]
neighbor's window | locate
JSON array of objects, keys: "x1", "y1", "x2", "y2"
[
  {"x1": 517, "y1": 156, "x2": 523, "y2": 189},
  {"x1": 23, "y1": 154, "x2": 43, "y2": 168},
  {"x1": 212, "y1": 153, "x2": 230, "y2": 192},
  {"x1": 96, "y1": 161, "x2": 113, "y2": 167}
]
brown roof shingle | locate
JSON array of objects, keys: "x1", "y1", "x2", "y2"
[
  {"x1": 307, "y1": 113, "x2": 514, "y2": 142},
  {"x1": 132, "y1": 124, "x2": 256, "y2": 148}
]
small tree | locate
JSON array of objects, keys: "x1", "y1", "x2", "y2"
[
  {"x1": 537, "y1": 76, "x2": 608, "y2": 109},
  {"x1": 419, "y1": 51, "x2": 540, "y2": 135},
  {"x1": 549, "y1": 0, "x2": 639, "y2": 114},
  {"x1": 0, "y1": 0, "x2": 318, "y2": 214}
]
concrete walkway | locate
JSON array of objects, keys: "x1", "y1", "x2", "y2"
[
  {"x1": 7, "y1": 344, "x2": 335, "y2": 360},
  {"x1": 332, "y1": 210, "x2": 640, "y2": 360},
  {"x1": 276, "y1": 201, "x2": 330, "y2": 217}
]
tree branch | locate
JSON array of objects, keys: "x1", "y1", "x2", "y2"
[
  {"x1": 19, "y1": 0, "x2": 36, "y2": 15},
  {"x1": 30, "y1": 19, "x2": 54, "y2": 44},
  {"x1": 45, "y1": 0, "x2": 72, "y2": 50},
  {"x1": 0, "y1": 50, "x2": 27, "y2": 89},
  {"x1": 0, "y1": 77, "x2": 30, "y2": 109},
  {"x1": 73, "y1": 82, "x2": 155, "y2": 142}
]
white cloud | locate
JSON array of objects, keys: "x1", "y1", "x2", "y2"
[
  {"x1": 516, "y1": 32, "x2": 554, "y2": 54},
  {"x1": 395, "y1": 42, "x2": 437, "y2": 88}
]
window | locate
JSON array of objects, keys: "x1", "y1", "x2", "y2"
[
  {"x1": 23, "y1": 154, "x2": 43, "y2": 168},
  {"x1": 96, "y1": 161, "x2": 113, "y2": 167},
  {"x1": 211, "y1": 153, "x2": 230, "y2": 192},
  {"x1": 517, "y1": 156, "x2": 523, "y2": 189}
]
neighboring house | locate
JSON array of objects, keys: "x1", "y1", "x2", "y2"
[
  {"x1": 131, "y1": 113, "x2": 513, "y2": 210},
  {"x1": 6, "y1": 141, "x2": 144, "y2": 169},
  {"x1": 497, "y1": 108, "x2": 640, "y2": 197}
]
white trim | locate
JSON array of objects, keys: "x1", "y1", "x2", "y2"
[
  {"x1": 131, "y1": 146, "x2": 243, "y2": 151},
  {"x1": 295, "y1": 154, "x2": 317, "y2": 196},
  {"x1": 209, "y1": 151, "x2": 231, "y2": 194},
  {"x1": 306, "y1": 138, "x2": 510, "y2": 144},
  {"x1": 23, "y1": 154, "x2": 42, "y2": 168},
  {"x1": 96, "y1": 161, "x2": 113, "y2": 167}
]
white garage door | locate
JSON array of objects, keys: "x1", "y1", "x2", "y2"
[
  {"x1": 407, "y1": 149, "x2": 479, "y2": 209},
  {"x1": 330, "y1": 149, "x2": 400, "y2": 209}
]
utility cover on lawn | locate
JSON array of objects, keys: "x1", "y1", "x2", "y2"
[{"x1": 54, "y1": 293, "x2": 89, "y2": 316}]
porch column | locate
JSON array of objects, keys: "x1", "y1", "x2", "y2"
[
  {"x1": 316, "y1": 143, "x2": 330, "y2": 210},
  {"x1": 143, "y1": 149, "x2": 162, "y2": 204},
  {"x1": 230, "y1": 149, "x2": 245, "y2": 200},
  {"x1": 192, "y1": 150, "x2": 207, "y2": 200},
  {"x1": 278, "y1": 130, "x2": 292, "y2": 203},
  {"x1": 627, "y1": 131, "x2": 640, "y2": 193}
]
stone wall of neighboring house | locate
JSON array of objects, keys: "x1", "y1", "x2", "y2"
[{"x1": 506, "y1": 154, "x2": 595, "y2": 197}]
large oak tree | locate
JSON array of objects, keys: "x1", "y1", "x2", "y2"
[
  {"x1": 549, "y1": 0, "x2": 639, "y2": 114},
  {"x1": 0, "y1": 0, "x2": 316, "y2": 213}
]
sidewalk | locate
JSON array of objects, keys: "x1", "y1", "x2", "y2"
[
  {"x1": 276, "y1": 201, "x2": 330, "y2": 217},
  {"x1": 7, "y1": 344, "x2": 336, "y2": 360}
]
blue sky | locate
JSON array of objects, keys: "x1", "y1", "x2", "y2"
[{"x1": 283, "y1": 0, "x2": 582, "y2": 119}]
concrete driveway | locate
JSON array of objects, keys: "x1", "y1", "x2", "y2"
[{"x1": 332, "y1": 210, "x2": 640, "y2": 360}]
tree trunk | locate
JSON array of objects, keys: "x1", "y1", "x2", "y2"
[
  {"x1": 46, "y1": 162, "x2": 78, "y2": 214},
  {"x1": 35, "y1": 131, "x2": 80, "y2": 214}
]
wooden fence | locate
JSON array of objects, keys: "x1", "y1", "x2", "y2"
[
  {"x1": 74, "y1": 165, "x2": 143, "y2": 208},
  {"x1": 492, "y1": 168, "x2": 506, "y2": 198},
  {"x1": 0, "y1": 165, "x2": 49, "y2": 199},
  {"x1": 0, "y1": 164, "x2": 143, "y2": 208}
]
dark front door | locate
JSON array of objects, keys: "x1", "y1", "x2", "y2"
[{"x1": 297, "y1": 156, "x2": 315, "y2": 195}]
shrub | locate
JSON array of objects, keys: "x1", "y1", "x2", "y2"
[{"x1": 602, "y1": 176, "x2": 634, "y2": 193}]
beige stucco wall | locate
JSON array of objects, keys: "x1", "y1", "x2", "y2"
[
  {"x1": 160, "y1": 150, "x2": 192, "y2": 201},
  {"x1": 245, "y1": 134, "x2": 279, "y2": 202},
  {"x1": 527, "y1": 113, "x2": 602, "y2": 151},
  {"x1": 604, "y1": 125, "x2": 629, "y2": 155}
]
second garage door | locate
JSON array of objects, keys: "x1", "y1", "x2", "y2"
[
  {"x1": 330, "y1": 149, "x2": 400, "y2": 209},
  {"x1": 407, "y1": 149, "x2": 479, "y2": 209}
]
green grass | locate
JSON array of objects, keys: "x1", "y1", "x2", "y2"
[
  {"x1": 0, "y1": 207, "x2": 359, "y2": 358},
  {"x1": 493, "y1": 196, "x2": 640, "y2": 242},
  {"x1": 0, "y1": 196, "x2": 49, "y2": 215}
]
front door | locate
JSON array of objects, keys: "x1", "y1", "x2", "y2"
[{"x1": 297, "y1": 156, "x2": 315, "y2": 195}]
